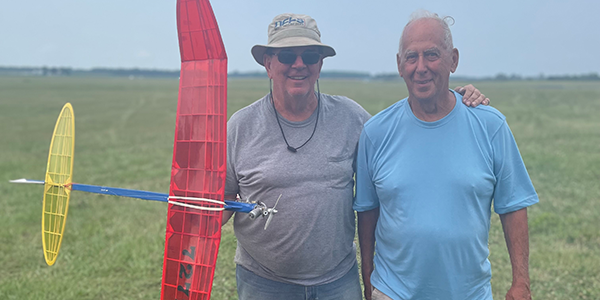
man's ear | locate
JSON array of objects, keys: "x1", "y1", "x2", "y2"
[
  {"x1": 316, "y1": 58, "x2": 324, "y2": 77},
  {"x1": 397, "y1": 53, "x2": 404, "y2": 78},
  {"x1": 264, "y1": 54, "x2": 273, "y2": 79},
  {"x1": 450, "y1": 48, "x2": 459, "y2": 73}
]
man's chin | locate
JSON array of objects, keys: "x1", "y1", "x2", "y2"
[
  {"x1": 410, "y1": 91, "x2": 435, "y2": 102},
  {"x1": 286, "y1": 88, "x2": 312, "y2": 99}
]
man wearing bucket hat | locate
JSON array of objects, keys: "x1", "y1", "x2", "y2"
[{"x1": 222, "y1": 13, "x2": 488, "y2": 300}]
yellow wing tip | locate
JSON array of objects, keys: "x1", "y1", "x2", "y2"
[{"x1": 44, "y1": 253, "x2": 57, "y2": 266}]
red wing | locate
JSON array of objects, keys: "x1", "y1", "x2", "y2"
[{"x1": 161, "y1": 1, "x2": 227, "y2": 299}]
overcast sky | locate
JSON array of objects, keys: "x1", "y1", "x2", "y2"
[{"x1": 1, "y1": 0, "x2": 598, "y2": 77}]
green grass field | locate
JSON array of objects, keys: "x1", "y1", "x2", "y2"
[{"x1": 1, "y1": 76, "x2": 598, "y2": 299}]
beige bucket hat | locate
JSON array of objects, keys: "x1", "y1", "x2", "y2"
[{"x1": 251, "y1": 13, "x2": 336, "y2": 66}]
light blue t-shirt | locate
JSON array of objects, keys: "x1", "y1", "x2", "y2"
[{"x1": 354, "y1": 91, "x2": 538, "y2": 300}]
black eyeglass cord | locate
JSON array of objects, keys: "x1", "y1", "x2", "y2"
[{"x1": 269, "y1": 79, "x2": 321, "y2": 153}]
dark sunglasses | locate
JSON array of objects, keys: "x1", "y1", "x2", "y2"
[{"x1": 275, "y1": 50, "x2": 321, "y2": 65}]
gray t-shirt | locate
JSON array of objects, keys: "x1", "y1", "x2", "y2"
[{"x1": 226, "y1": 93, "x2": 371, "y2": 285}]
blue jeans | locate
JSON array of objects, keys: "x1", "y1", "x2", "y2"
[{"x1": 236, "y1": 263, "x2": 362, "y2": 300}]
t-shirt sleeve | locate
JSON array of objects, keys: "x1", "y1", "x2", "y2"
[
  {"x1": 353, "y1": 129, "x2": 380, "y2": 212},
  {"x1": 491, "y1": 121, "x2": 539, "y2": 214}
]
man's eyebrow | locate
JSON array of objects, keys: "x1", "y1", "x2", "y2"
[
  {"x1": 404, "y1": 50, "x2": 417, "y2": 56},
  {"x1": 423, "y1": 47, "x2": 441, "y2": 53},
  {"x1": 403, "y1": 47, "x2": 440, "y2": 57}
]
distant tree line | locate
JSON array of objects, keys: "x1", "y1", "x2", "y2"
[
  {"x1": 0, "y1": 66, "x2": 598, "y2": 81},
  {"x1": 452, "y1": 72, "x2": 600, "y2": 82}
]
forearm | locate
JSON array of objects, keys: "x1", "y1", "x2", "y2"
[
  {"x1": 358, "y1": 207, "x2": 379, "y2": 299},
  {"x1": 500, "y1": 208, "x2": 530, "y2": 285},
  {"x1": 358, "y1": 212, "x2": 377, "y2": 269},
  {"x1": 221, "y1": 194, "x2": 238, "y2": 225}
]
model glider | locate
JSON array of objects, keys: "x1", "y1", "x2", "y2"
[
  {"x1": 10, "y1": 102, "x2": 276, "y2": 266},
  {"x1": 11, "y1": 1, "x2": 279, "y2": 299}
]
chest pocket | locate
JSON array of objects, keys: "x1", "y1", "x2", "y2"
[{"x1": 326, "y1": 153, "x2": 355, "y2": 189}]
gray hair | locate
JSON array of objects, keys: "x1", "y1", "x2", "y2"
[{"x1": 398, "y1": 9, "x2": 455, "y2": 54}]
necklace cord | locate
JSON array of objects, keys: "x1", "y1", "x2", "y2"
[{"x1": 270, "y1": 79, "x2": 321, "y2": 152}]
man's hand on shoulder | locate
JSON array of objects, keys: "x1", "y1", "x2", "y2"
[{"x1": 455, "y1": 84, "x2": 490, "y2": 107}]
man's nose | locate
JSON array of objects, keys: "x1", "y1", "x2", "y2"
[
  {"x1": 291, "y1": 54, "x2": 306, "y2": 68},
  {"x1": 415, "y1": 55, "x2": 427, "y2": 73}
]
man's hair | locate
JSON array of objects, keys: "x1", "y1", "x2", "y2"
[{"x1": 398, "y1": 9, "x2": 455, "y2": 54}]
